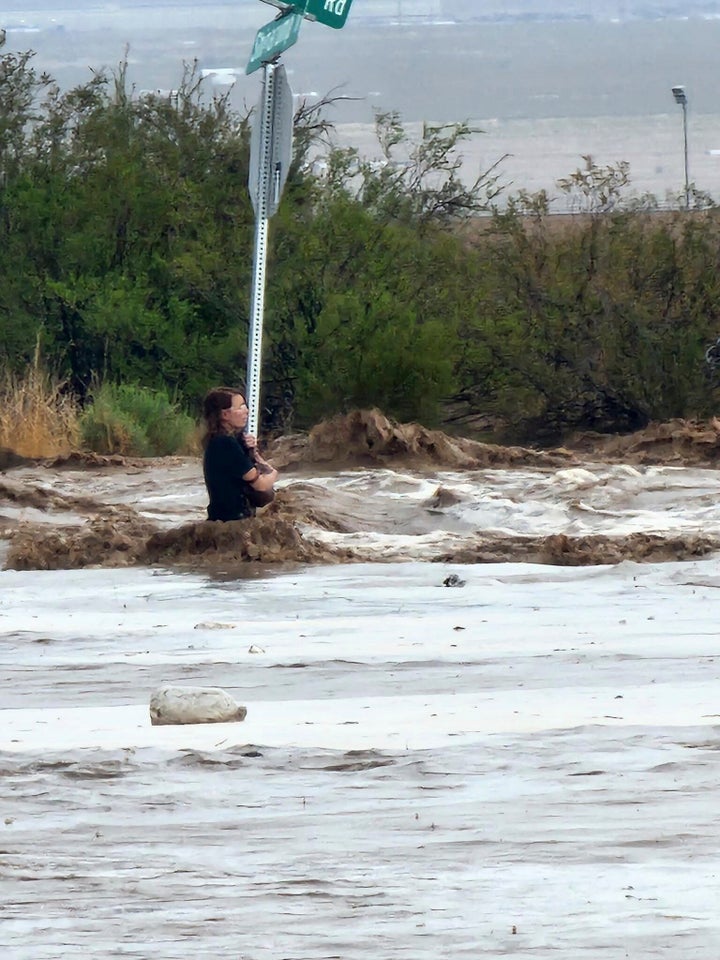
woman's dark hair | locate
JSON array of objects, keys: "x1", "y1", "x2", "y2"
[{"x1": 201, "y1": 387, "x2": 245, "y2": 448}]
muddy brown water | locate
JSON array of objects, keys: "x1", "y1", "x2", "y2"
[{"x1": 3, "y1": 413, "x2": 720, "y2": 957}]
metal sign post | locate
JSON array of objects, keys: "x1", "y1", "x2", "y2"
[
  {"x1": 245, "y1": 61, "x2": 294, "y2": 437},
  {"x1": 245, "y1": 0, "x2": 353, "y2": 435}
]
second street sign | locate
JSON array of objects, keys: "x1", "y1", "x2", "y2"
[
  {"x1": 246, "y1": 10, "x2": 303, "y2": 75},
  {"x1": 259, "y1": 0, "x2": 353, "y2": 29},
  {"x1": 305, "y1": 0, "x2": 353, "y2": 28}
]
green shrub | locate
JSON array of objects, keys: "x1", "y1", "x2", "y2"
[{"x1": 79, "y1": 382, "x2": 196, "y2": 456}]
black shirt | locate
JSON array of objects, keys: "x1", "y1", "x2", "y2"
[{"x1": 203, "y1": 434, "x2": 256, "y2": 522}]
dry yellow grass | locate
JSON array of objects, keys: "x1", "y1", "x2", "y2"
[{"x1": 0, "y1": 347, "x2": 80, "y2": 458}]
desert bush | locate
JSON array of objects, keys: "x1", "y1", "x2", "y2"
[
  {"x1": 455, "y1": 182, "x2": 720, "y2": 440},
  {"x1": 78, "y1": 382, "x2": 197, "y2": 456},
  {"x1": 0, "y1": 346, "x2": 79, "y2": 457},
  {"x1": 5, "y1": 35, "x2": 720, "y2": 440}
]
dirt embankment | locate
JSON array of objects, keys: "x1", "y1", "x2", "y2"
[
  {"x1": 266, "y1": 408, "x2": 577, "y2": 471},
  {"x1": 566, "y1": 418, "x2": 720, "y2": 467},
  {"x1": 7, "y1": 408, "x2": 720, "y2": 475},
  {"x1": 2, "y1": 488, "x2": 355, "y2": 572},
  {"x1": 7, "y1": 500, "x2": 719, "y2": 571},
  {"x1": 265, "y1": 409, "x2": 720, "y2": 471},
  {"x1": 438, "y1": 531, "x2": 720, "y2": 566}
]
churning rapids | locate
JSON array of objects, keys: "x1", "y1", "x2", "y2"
[
  {"x1": 4, "y1": 409, "x2": 720, "y2": 571},
  {"x1": 3, "y1": 410, "x2": 720, "y2": 958}
]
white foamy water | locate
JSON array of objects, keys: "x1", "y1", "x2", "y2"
[
  {"x1": 9, "y1": 457, "x2": 720, "y2": 547},
  {"x1": 2, "y1": 459, "x2": 720, "y2": 957}
]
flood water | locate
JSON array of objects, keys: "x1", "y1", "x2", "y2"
[{"x1": 3, "y1": 423, "x2": 720, "y2": 957}]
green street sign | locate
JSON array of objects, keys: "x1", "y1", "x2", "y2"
[
  {"x1": 259, "y1": 0, "x2": 353, "y2": 30},
  {"x1": 305, "y1": 0, "x2": 353, "y2": 29},
  {"x1": 246, "y1": 11, "x2": 303, "y2": 75}
]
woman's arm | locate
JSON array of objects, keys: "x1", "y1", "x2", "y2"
[
  {"x1": 247, "y1": 465, "x2": 278, "y2": 492},
  {"x1": 239, "y1": 433, "x2": 278, "y2": 490}
]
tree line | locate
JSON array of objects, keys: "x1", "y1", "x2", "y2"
[{"x1": 2, "y1": 33, "x2": 720, "y2": 443}]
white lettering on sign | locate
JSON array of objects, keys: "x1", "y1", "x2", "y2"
[
  {"x1": 324, "y1": 0, "x2": 347, "y2": 14},
  {"x1": 257, "y1": 16, "x2": 294, "y2": 56}
]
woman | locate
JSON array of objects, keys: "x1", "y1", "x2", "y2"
[{"x1": 201, "y1": 387, "x2": 278, "y2": 522}]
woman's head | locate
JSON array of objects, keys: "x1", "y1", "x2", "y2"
[{"x1": 202, "y1": 387, "x2": 249, "y2": 443}]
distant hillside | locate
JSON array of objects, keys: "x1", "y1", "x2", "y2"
[
  {"x1": 7, "y1": 0, "x2": 720, "y2": 22},
  {"x1": 331, "y1": 0, "x2": 720, "y2": 23}
]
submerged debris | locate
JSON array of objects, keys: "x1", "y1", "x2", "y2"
[{"x1": 443, "y1": 574, "x2": 466, "y2": 587}]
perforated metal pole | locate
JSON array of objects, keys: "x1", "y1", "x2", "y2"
[
  {"x1": 246, "y1": 61, "x2": 276, "y2": 438},
  {"x1": 682, "y1": 100, "x2": 690, "y2": 209}
]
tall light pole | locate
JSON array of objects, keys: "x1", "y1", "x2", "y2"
[{"x1": 671, "y1": 85, "x2": 690, "y2": 209}]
